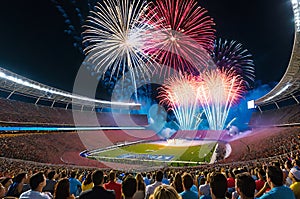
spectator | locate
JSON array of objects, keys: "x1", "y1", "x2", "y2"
[
  {"x1": 122, "y1": 175, "x2": 137, "y2": 199},
  {"x1": 133, "y1": 173, "x2": 146, "y2": 199},
  {"x1": 0, "y1": 183, "x2": 6, "y2": 198},
  {"x1": 6, "y1": 172, "x2": 27, "y2": 197},
  {"x1": 171, "y1": 173, "x2": 184, "y2": 194},
  {"x1": 53, "y1": 178, "x2": 75, "y2": 199},
  {"x1": 104, "y1": 170, "x2": 122, "y2": 199},
  {"x1": 292, "y1": 159, "x2": 300, "y2": 169},
  {"x1": 210, "y1": 172, "x2": 227, "y2": 199},
  {"x1": 199, "y1": 173, "x2": 211, "y2": 199},
  {"x1": 79, "y1": 170, "x2": 115, "y2": 199},
  {"x1": 43, "y1": 170, "x2": 57, "y2": 194},
  {"x1": 81, "y1": 172, "x2": 93, "y2": 192},
  {"x1": 69, "y1": 170, "x2": 81, "y2": 197},
  {"x1": 0, "y1": 177, "x2": 13, "y2": 195},
  {"x1": 179, "y1": 173, "x2": 198, "y2": 199},
  {"x1": 255, "y1": 168, "x2": 266, "y2": 192},
  {"x1": 258, "y1": 166, "x2": 295, "y2": 199},
  {"x1": 162, "y1": 171, "x2": 170, "y2": 185},
  {"x1": 235, "y1": 173, "x2": 256, "y2": 199},
  {"x1": 289, "y1": 167, "x2": 300, "y2": 199},
  {"x1": 144, "y1": 173, "x2": 151, "y2": 186},
  {"x1": 226, "y1": 169, "x2": 235, "y2": 189},
  {"x1": 145, "y1": 171, "x2": 164, "y2": 199},
  {"x1": 150, "y1": 185, "x2": 181, "y2": 199},
  {"x1": 19, "y1": 172, "x2": 52, "y2": 199}
]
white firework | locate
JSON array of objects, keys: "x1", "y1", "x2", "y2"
[{"x1": 82, "y1": 0, "x2": 159, "y2": 98}]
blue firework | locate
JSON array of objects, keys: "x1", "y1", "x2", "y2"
[{"x1": 212, "y1": 38, "x2": 255, "y2": 88}]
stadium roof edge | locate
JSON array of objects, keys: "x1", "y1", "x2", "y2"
[
  {"x1": 255, "y1": 0, "x2": 300, "y2": 107},
  {"x1": 0, "y1": 67, "x2": 141, "y2": 110}
]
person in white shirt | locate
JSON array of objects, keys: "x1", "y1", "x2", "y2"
[
  {"x1": 145, "y1": 171, "x2": 164, "y2": 199},
  {"x1": 19, "y1": 172, "x2": 52, "y2": 199}
]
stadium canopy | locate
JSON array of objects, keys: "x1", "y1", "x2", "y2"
[
  {"x1": 255, "y1": 0, "x2": 300, "y2": 108},
  {"x1": 0, "y1": 67, "x2": 140, "y2": 110}
]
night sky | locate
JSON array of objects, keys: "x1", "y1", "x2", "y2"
[{"x1": 0, "y1": 0, "x2": 295, "y2": 98}]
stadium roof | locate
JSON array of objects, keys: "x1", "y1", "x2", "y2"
[
  {"x1": 0, "y1": 67, "x2": 140, "y2": 110},
  {"x1": 255, "y1": 0, "x2": 300, "y2": 107}
]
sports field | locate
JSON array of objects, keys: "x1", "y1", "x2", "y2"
[{"x1": 91, "y1": 140, "x2": 216, "y2": 164}]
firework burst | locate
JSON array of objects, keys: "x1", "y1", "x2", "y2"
[
  {"x1": 197, "y1": 69, "x2": 245, "y2": 130},
  {"x1": 82, "y1": 0, "x2": 159, "y2": 99},
  {"x1": 158, "y1": 73, "x2": 202, "y2": 130},
  {"x1": 212, "y1": 38, "x2": 255, "y2": 88},
  {"x1": 145, "y1": 0, "x2": 216, "y2": 77}
]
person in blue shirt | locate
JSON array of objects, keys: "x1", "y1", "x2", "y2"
[
  {"x1": 179, "y1": 173, "x2": 198, "y2": 199},
  {"x1": 69, "y1": 170, "x2": 82, "y2": 197},
  {"x1": 258, "y1": 166, "x2": 295, "y2": 199}
]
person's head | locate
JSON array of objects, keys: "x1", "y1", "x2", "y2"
[
  {"x1": 47, "y1": 170, "x2": 56, "y2": 180},
  {"x1": 30, "y1": 172, "x2": 46, "y2": 191},
  {"x1": 13, "y1": 172, "x2": 27, "y2": 183},
  {"x1": 200, "y1": 177, "x2": 206, "y2": 185},
  {"x1": 174, "y1": 173, "x2": 182, "y2": 184},
  {"x1": 257, "y1": 168, "x2": 266, "y2": 180},
  {"x1": 235, "y1": 173, "x2": 256, "y2": 199},
  {"x1": 147, "y1": 173, "x2": 151, "y2": 179},
  {"x1": 156, "y1": 171, "x2": 164, "y2": 182},
  {"x1": 70, "y1": 170, "x2": 77, "y2": 178},
  {"x1": 289, "y1": 167, "x2": 300, "y2": 182},
  {"x1": 54, "y1": 178, "x2": 70, "y2": 199},
  {"x1": 292, "y1": 159, "x2": 300, "y2": 168},
  {"x1": 182, "y1": 173, "x2": 193, "y2": 191},
  {"x1": 285, "y1": 160, "x2": 293, "y2": 170},
  {"x1": 84, "y1": 172, "x2": 93, "y2": 185},
  {"x1": 266, "y1": 166, "x2": 283, "y2": 187},
  {"x1": 0, "y1": 177, "x2": 13, "y2": 190},
  {"x1": 92, "y1": 170, "x2": 104, "y2": 186},
  {"x1": 122, "y1": 175, "x2": 137, "y2": 198},
  {"x1": 210, "y1": 172, "x2": 227, "y2": 199},
  {"x1": 135, "y1": 173, "x2": 143, "y2": 182},
  {"x1": 150, "y1": 185, "x2": 180, "y2": 199},
  {"x1": 108, "y1": 170, "x2": 116, "y2": 182}
]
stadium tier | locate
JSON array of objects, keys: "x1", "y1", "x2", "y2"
[
  {"x1": 0, "y1": 98, "x2": 148, "y2": 127},
  {"x1": 249, "y1": 103, "x2": 300, "y2": 127}
]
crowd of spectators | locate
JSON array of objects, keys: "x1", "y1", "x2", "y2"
[
  {"x1": 0, "y1": 132, "x2": 85, "y2": 164},
  {"x1": 224, "y1": 127, "x2": 300, "y2": 163},
  {"x1": 0, "y1": 148, "x2": 299, "y2": 199}
]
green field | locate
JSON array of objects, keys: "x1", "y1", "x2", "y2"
[{"x1": 91, "y1": 142, "x2": 216, "y2": 164}]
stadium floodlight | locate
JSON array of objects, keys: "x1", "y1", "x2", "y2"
[
  {"x1": 292, "y1": 0, "x2": 300, "y2": 32},
  {"x1": 247, "y1": 100, "x2": 255, "y2": 109},
  {"x1": 0, "y1": 69, "x2": 140, "y2": 107}
]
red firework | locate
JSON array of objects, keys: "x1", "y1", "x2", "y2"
[{"x1": 143, "y1": 0, "x2": 216, "y2": 77}]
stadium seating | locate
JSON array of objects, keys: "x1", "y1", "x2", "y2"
[{"x1": 249, "y1": 104, "x2": 300, "y2": 127}]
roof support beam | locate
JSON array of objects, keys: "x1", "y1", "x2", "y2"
[
  {"x1": 292, "y1": 94, "x2": 299, "y2": 104},
  {"x1": 6, "y1": 90, "x2": 15, "y2": 99},
  {"x1": 51, "y1": 100, "x2": 56, "y2": 108}
]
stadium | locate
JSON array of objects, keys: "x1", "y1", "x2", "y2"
[{"x1": 0, "y1": 0, "x2": 299, "y2": 198}]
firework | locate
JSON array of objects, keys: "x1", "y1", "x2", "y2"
[
  {"x1": 82, "y1": 0, "x2": 159, "y2": 99},
  {"x1": 197, "y1": 69, "x2": 245, "y2": 130},
  {"x1": 158, "y1": 73, "x2": 202, "y2": 130},
  {"x1": 144, "y1": 0, "x2": 216, "y2": 77},
  {"x1": 212, "y1": 38, "x2": 255, "y2": 88}
]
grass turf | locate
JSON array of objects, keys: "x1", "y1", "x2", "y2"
[{"x1": 92, "y1": 142, "x2": 216, "y2": 163}]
